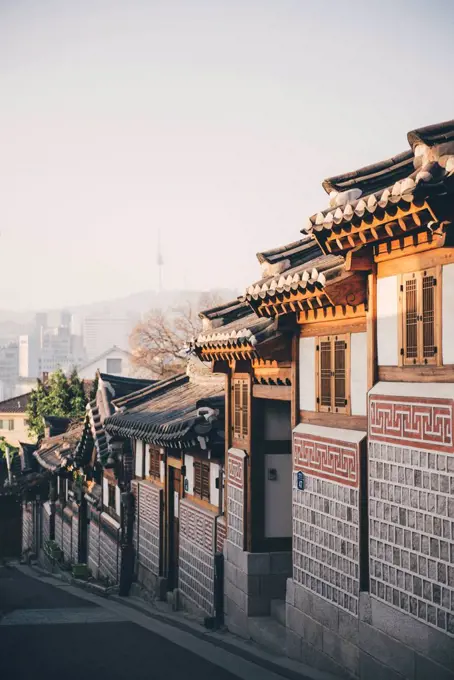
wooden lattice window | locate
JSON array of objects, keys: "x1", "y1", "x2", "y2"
[
  {"x1": 316, "y1": 334, "x2": 350, "y2": 414},
  {"x1": 193, "y1": 460, "x2": 210, "y2": 502},
  {"x1": 400, "y1": 268, "x2": 439, "y2": 366},
  {"x1": 149, "y1": 447, "x2": 161, "y2": 480},
  {"x1": 232, "y1": 377, "x2": 249, "y2": 439},
  {"x1": 108, "y1": 483, "x2": 116, "y2": 510}
]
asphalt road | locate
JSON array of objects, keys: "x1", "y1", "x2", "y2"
[{"x1": 0, "y1": 565, "x2": 322, "y2": 680}]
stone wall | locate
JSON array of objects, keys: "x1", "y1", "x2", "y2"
[
  {"x1": 98, "y1": 514, "x2": 120, "y2": 584},
  {"x1": 22, "y1": 502, "x2": 34, "y2": 554},
  {"x1": 42, "y1": 502, "x2": 51, "y2": 546},
  {"x1": 292, "y1": 424, "x2": 365, "y2": 617},
  {"x1": 369, "y1": 386, "x2": 454, "y2": 637},
  {"x1": 71, "y1": 512, "x2": 79, "y2": 564},
  {"x1": 226, "y1": 448, "x2": 246, "y2": 549},
  {"x1": 62, "y1": 508, "x2": 72, "y2": 562},
  {"x1": 224, "y1": 539, "x2": 292, "y2": 637},
  {"x1": 54, "y1": 508, "x2": 63, "y2": 551},
  {"x1": 178, "y1": 499, "x2": 216, "y2": 615},
  {"x1": 87, "y1": 509, "x2": 100, "y2": 578},
  {"x1": 133, "y1": 480, "x2": 162, "y2": 584}
]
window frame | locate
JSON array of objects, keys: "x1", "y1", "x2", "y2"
[
  {"x1": 315, "y1": 333, "x2": 350, "y2": 415},
  {"x1": 148, "y1": 445, "x2": 161, "y2": 481},
  {"x1": 107, "y1": 482, "x2": 116, "y2": 511},
  {"x1": 232, "y1": 376, "x2": 249, "y2": 441},
  {"x1": 106, "y1": 357, "x2": 122, "y2": 374},
  {"x1": 399, "y1": 266, "x2": 441, "y2": 367}
]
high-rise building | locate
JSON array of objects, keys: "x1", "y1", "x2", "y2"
[{"x1": 83, "y1": 316, "x2": 132, "y2": 360}]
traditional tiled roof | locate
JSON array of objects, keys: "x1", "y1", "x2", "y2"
[
  {"x1": 111, "y1": 373, "x2": 188, "y2": 410},
  {"x1": 303, "y1": 119, "x2": 454, "y2": 253},
  {"x1": 0, "y1": 392, "x2": 31, "y2": 414},
  {"x1": 98, "y1": 373, "x2": 156, "y2": 399},
  {"x1": 34, "y1": 422, "x2": 84, "y2": 472},
  {"x1": 104, "y1": 378, "x2": 224, "y2": 449},
  {"x1": 195, "y1": 300, "x2": 281, "y2": 358}
]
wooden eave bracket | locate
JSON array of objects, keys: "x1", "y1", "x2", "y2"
[{"x1": 345, "y1": 245, "x2": 375, "y2": 273}]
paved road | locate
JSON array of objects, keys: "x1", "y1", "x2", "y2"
[{"x1": 0, "y1": 565, "x2": 328, "y2": 680}]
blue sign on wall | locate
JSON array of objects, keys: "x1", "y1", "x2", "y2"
[{"x1": 297, "y1": 471, "x2": 305, "y2": 491}]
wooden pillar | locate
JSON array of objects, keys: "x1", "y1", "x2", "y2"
[
  {"x1": 366, "y1": 271, "x2": 378, "y2": 391},
  {"x1": 291, "y1": 333, "x2": 299, "y2": 430}
]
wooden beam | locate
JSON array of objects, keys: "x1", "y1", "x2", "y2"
[
  {"x1": 299, "y1": 409, "x2": 367, "y2": 432},
  {"x1": 377, "y1": 245, "x2": 454, "y2": 278},
  {"x1": 299, "y1": 317, "x2": 366, "y2": 337},
  {"x1": 378, "y1": 365, "x2": 454, "y2": 383},
  {"x1": 253, "y1": 384, "x2": 291, "y2": 401}
]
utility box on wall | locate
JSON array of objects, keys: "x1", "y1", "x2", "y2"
[{"x1": 264, "y1": 453, "x2": 292, "y2": 538}]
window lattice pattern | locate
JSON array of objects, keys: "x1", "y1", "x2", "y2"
[
  {"x1": 293, "y1": 473, "x2": 360, "y2": 616},
  {"x1": 369, "y1": 440, "x2": 454, "y2": 635}
]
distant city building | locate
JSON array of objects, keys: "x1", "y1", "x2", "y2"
[
  {"x1": 19, "y1": 312, "x2": 87, "y2": 378},
  {"x1": 78, "y1": 346, "x2": 133, "y2": 379},
  {"x1": 82, "y1": 316, "x2": 132, "y2": 360},
  {"x1": 0, "y1": 343, "x2": 19, "y2": 400}
]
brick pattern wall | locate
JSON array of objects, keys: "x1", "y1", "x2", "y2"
[
  {"x1": 87, "y1": 511, "x2": 100, "y2": 578},
  {"x1": 293, "y1": 431, "x2": 361, "y2": 616},
  {"x1": 134, "y1": 480, "x2": 162, "y2": 578},
  {"x1": 42, "y1": 503, "x2": 51, "y2": 546},
  {"x1": 72, "y1": 512, "x2": 79, "y2": 564},
  {"x1": 179, "y1": 499, "x2": 216, "y2": 615},
  {"x1": 216, "y1": 515, "x2": 226, "y2": 554},
  {"x1": 22, "y1": 502, "x2": 33, "y2": 554},
  {"x1": 98, "y1": 516, "x2": 120, "y2": 584},
  {"x1": 369, "y1": 438, "x2": 454, "y2": 635},
  {"x1": 227, "y1": 449, "x2": 245, "y2": 549},
  {"x1": 62, "y1": 511, "x2": 72, "y2": 562},
  {"x1": 55, "y1": 510, "x2": 63, "y2": 551}
]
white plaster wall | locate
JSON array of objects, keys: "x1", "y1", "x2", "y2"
[
  {"x1": 264, "y1": 453, "x2": 292, "y2": 538},
  {"x1": 377, "y1": 276, "x2": 399, "y2": 366},
  {"x1": 102, "y1": 477, "x2": 109, "y2": 507},
  {"x1": 299, "y1": 337, "x2": 316, "y2": 411},
  {"x1": 350, "y1": 332, "x2": 367, "y2": 416},
  {"x1": 78, "y1": 348, "x2": 132, "y2": 379},
  {"x1": 135, "y1": 440, "x2": 144, "y2": 478},
  {"x1": 210, "y1": 462, "x2": 220, "y2": 508},
  {"x1": 443, "y1": 263, "x2": 454, "y2": 364},
  {"x1": 144, "y1": 444, "x2": 150, "y2": 477},
  {"x1": 115, "y1": 486, "x2": 121, "y2": 516},
  {"x1": 160, "y1": 460, "x2": 165, "y2": 484},
  {"x1": 185, "y1": 454, "x2": 194, "y2": 495}
]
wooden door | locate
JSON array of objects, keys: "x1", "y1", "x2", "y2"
[{"x1": 168, "y1": 467, "x2": 181, "y2": 590}]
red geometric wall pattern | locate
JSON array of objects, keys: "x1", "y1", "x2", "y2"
[
  {"x1": 369, "y1": 395, "x2": 454, "y2": 453},
  {"x1": 293, "y1": 432, "x2": 359, "y2": 487},
  {"x1": 228, "y1": 453, "x2": 245, "y2": 489}
]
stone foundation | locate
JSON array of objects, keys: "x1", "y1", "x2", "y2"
[
  {"x1": 286, "y1": 579, "x2": 454, "y2": 680},
  {"x1": 224, "y1": 539, "x2": 291, "y2": 638}
]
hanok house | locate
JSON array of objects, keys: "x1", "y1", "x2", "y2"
[
  {"x1": 73, "y1": 372, "x2": 155, "y2": 587},
  {"x1": 199, "y1": 119, "x2": 454, "y2": 679},
  {"x1": 103, "y1": 359, "x2": 225, "y2": 619}
]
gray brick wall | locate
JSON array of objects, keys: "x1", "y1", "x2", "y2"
[
  {"x1": 55, "y1": 511, "x2": 63, "y2": 551},
  {"x1": 22, "y1": 502, "x2": 33, "y2": 554},
  {"x1": 178, "y1": 499, "x2": 216, "y2": 615},
  {"x1": 369, "y1": 439, "x2": 454, "y2": 635},
  {"x1": 98, "y1": 515, "x2": 119, "y2": 584},
  {"x1": 87, "y1": 512, "x2": 100, "y2": 578},
  {"x1": 62, "y1": 512, "x2": 72, "y2": 562},
  {"x1": 227, "y1": 449, "x2": 246, "y2": 549},
  {"x1": 42, "y1": 503, "x2": 51, "y2": 546},
  {"x1": 134, "y1": 481, "x2": 162, "y2": 578},
  {"x1": 72, "y1": 513, "x2": 79, "y2": 564}
]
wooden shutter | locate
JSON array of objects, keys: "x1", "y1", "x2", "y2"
[
  {"x1": 241, "y1": 380, "x2": 248, "y2": 437},
  {"x1": 201, "y1": 462, "x2": 210, "y2": 501},
  {"x1": 194, "y1": 461, "x2": 202, "y2": 497},
  {"x1": 334, "y1": 337, "x2": 347, "y2": 410},
  {"x1": 150, "y1": 448, "x2": 160, "y2": 479},
  {"x1": 421, "y1": 269, "x2": 437, "y2": 364},
  {"x1": 319, "y1": 338, "x2": 332, "y2": 412},
  {"x1": 233, "y1": 381, "x2": 242, "y2": 438},
  {"x1": 317, "y1": 335, "x2": 349, "y2": 414},
  {"x1": 401, "y1": 268, "x2": 438, "y2": 366},
  {"x1": 402, "y1": 272, "x2": 418, "y2": 365}
]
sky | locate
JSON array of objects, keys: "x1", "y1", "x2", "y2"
[{"x1": 1, "y1": 0, "x2": 454, "y2": 311}]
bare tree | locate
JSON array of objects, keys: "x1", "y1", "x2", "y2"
[{"x1": 130, "y1": 292, "x2": 225, "y2": 379}]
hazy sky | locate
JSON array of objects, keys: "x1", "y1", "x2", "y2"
[{"x1": 1, "y1": 0, "x2": 454, "y2": 311}]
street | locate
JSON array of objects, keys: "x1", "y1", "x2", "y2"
[{"x1": 0, "y1": 564, "x2": 325, "y2": 680}]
